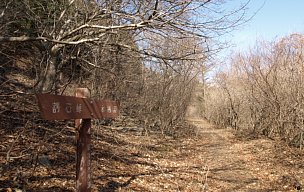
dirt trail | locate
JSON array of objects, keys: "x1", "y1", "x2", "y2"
[
  {"x1": 184, "y1": 118, "x2": 303, "y2": 191},
  {"x1": 99, "y1": 118, "x2": 303, "y2": 191}
]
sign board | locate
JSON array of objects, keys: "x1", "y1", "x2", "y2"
[
  {"x1": 36, "y1": 93, "x2": 119, "y2": 120},
  {"x1": 36, "y1": 90, "x2": 120, "y2": 192}
]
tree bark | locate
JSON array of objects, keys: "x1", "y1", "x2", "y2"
[{"x1": 36, "y1": 45, "x2": 62, "y2": 93}]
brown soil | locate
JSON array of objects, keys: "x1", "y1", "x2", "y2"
[
  {"x1": 185, "y1": 119, "x2": 304, "y2": 192},
  {"x1": 1, "y1": 118, "x2": 303, "y2": 191},
  {"x1": 106, "y1": 118, "x2": 304, "y2": 192}
]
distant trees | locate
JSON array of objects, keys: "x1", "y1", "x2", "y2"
[
  {"x1": 204, "y1": 33, "x2": 304, "y2": 148},
  {"x1": 137, "y1": 37, "x2": 204, "y2": 134}
]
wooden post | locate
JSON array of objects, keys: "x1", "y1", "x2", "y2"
[
  {"x1": 76, "y1": 119, "x2": 91, "y2": 192},
  {"x1": 75, "y1": 88, "x2": 91, "y2": 192}
]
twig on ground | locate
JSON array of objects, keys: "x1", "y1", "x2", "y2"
[{"x1": 202, "y1": 165, "x2": 209, "y2": 191}]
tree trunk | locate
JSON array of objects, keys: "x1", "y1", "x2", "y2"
[{"x1": 36, "y1": 45, "x2": 61, "y2": 93}]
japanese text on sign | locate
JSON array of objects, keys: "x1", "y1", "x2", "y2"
[
  {"x1": 36, "y1": 94, "x2": 120, "y2": 120},
  {"x1": 51, "y1": 102, "x2": 117, "y2": 114}
]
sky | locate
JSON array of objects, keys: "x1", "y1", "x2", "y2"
[{"x1": 223, "y1": 0, "x2": 304, "y2": 54}]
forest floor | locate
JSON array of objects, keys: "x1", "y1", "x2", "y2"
[{"x1": 1, "y1": 118, "x2": 304, "y2": 191}]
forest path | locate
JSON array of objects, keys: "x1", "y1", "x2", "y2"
[
  {"x1": 9, "y1": 117, "x2": 303, "y2": 191},
  {"x1": 182, "y1": 118, "x2": 303, "y2": 191},
  {"x1": 102, "y1": 118, "x2": 303, "y2": 191}
]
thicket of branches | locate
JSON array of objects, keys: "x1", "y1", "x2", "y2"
[
  {"x1": 0, "y1": 0, "x2": 249, "y2": 133},
  {"x1": 204, "y1": 33, "x2": 304, "y2": 148}
]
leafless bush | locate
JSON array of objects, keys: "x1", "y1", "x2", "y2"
[{"x1": 204, "y1": 34, "x2": 304, "y2": 147}]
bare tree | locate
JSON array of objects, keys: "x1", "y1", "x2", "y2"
[{"x1": 0, "y1": 0, "x2": 250, "y2": 92}]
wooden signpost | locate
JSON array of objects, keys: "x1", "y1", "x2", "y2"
[{"x1": 36, "y1": 88, "x2": 120, "y2": 192}]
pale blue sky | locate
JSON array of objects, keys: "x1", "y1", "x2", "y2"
[{"x1": 225, "y1": 0, "x2": 304, "y2": 53}]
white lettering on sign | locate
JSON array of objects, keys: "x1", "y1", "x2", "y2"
[
  {"x1": 113, "y1": 106, "x2": 117, "y2": 113},
  {"x1": 65, "y1": 103, "x2": 72, "y2": 113},
  {"x1": 76, "y1": 104, "x2": 82, "y2": 113},
  {"x1": 101, "y1": 106, "x2": 105, "y2": 113},
  {"x1": 107, "y1": 106, "x2": 112, "y2": 113},
  {"x1": 52, "y1": 102, "x2": 60, "y2": 113}
]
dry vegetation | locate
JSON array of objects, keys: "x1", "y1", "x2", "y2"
[
  {"x1": 1, "y1": 1, "x2": 304, "y2": 191},
  {"x1": 204, "y1": 34, "x2": 304, "y2": 149}
]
